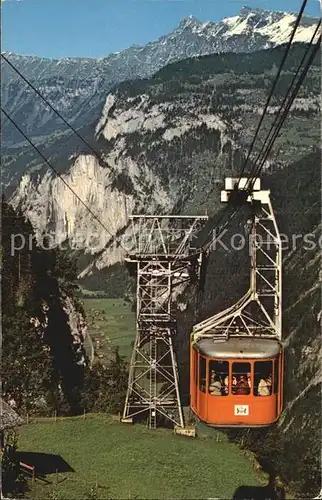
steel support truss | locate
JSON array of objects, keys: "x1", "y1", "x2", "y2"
[
  {"x1": 122, "y1": 215, "x2": 208, "y2": 429},
  {"x1": 192, "y1": 178, "x2": 282, "y2": 341}
]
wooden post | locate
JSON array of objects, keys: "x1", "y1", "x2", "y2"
[
  {"x1": 31, "y1": 466, "x2": 35, "y2": 499},
  {"x1": 54, "y1": 410, "x2": 57, "y2": 422},
  {"x1": 26, "y1": 413, "x2": 29, "y2": 425},
  {"x1": 0, "y1": 430, "x2": 4, "y2": 451},
  {"x1": 83, "y1": 408, "x2": 86, "y2": 420}
]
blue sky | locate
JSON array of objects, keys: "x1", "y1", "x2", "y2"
[{"x1": 2, "y1": 0, "x2": 320, "y2": 59}]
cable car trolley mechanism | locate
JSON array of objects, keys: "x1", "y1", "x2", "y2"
[{"x1": 190, "y1": 178, "x2": 284, "y2": 427}]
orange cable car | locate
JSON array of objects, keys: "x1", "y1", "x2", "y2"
[
  {"x1": 190, "y1": 336, "x2": 284, "y2": 427},
  {"x1": 189, "y1": 178, "x2": 284, "y2": 427}
]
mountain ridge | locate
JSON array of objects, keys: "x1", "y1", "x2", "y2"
[
  {"x1": 2, "y1": 7, "x2": 319, "y2": 145},
  {"x1": 3, "y1": 7, "x2": 319, "y2": 61}
]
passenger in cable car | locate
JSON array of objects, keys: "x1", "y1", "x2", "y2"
[
  {"x1": 258, "y1": 375, "x2": 272, "y2": 396},
  {"x1": 254, "y1": 361, "x2": 273, "y2": 396},
  {"x1": 209, "y1": 370, "x2": 221, "y2": 395},
  {"x1": 247, "y1": 372, "x2": 251, "y2": 389},
  {"x1": 230, "y1": 376, "x2": 237, "y2": 394},
  {"x1": 235, "y1": 375, "x2": 250, "y2": 395},
  {"x1": 224, "y1": 375, "x2": 229, "y2": 394},
  {"x1": 267, "y1": 374, "x2": 272, "y2": 393}
]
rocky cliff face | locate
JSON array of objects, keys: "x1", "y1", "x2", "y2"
[
  {"x1": 10, "y1": 144, "x2": 173, "y2": 272},
  {"x1": 31, "y1": 293, "x2": 87, "y2": 368},
  {"x1": 279, "y1": 221, "x2": 321, "y2": 444}
]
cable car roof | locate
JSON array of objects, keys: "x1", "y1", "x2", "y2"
[{"x1": 194, "y1": 337, "x2": 282, "y2": 359}]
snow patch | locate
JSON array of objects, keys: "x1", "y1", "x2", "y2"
[
  {"x1": 222, "y1": 15, "x2": 239, "y2": 27},
  {"x1": 222, "y1": 10, "x2": 318, "y2": 45},
  {"x1": 95, "y1": 93, "x2": 116, "y2": 137},
  {"x1": 224, "y1": 17, "x2": 249, "y2": 36}
]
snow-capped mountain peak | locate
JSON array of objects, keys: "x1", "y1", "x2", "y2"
[
  {"x1": 2, "y1": 6, "x2": 319, "y2": 147},
  {"x1": 179, "y1": 15, "x2": 201, "y2": 28},
  {"x1": 221, "y1": 7, "x2": 317, "y2": 44},
  {"x1": 172, "y1": 7, "x2": 318, "y2": 48},
  {"x1": 174, "y1": 7, "x2": 318, "y2": 44}
]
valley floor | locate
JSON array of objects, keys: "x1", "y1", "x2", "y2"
[
  {"x1": 82, "y1": 298, "x2": 135, "y2": 360},
  {"x1": 17, "y1": 414, "x2": 267, "y2": 499}
]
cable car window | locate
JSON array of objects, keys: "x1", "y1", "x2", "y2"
[
  {"x1": 194, "y1": 351, "x2": 198, "y2": 385},
  {"x1": 254, "y1": 361, "x2": 272, "y2": 396},
  {"x1": 232, "y1": 362, "x2": 251, "y2": 395},
  {"x1": 273, "y1": 358, "x2": 279, "y2": 394},
  {"x1": 208, "y1": 360, "x2": 229, "y2": 396},
  {"x1": 199, "y1": 356, "x2": 206, "y2": 393}
]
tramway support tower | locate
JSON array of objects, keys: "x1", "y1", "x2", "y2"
[
  {"x1": 193, "y1": 177, "x2": 282, "y2": 341},
  {"x1": 122, "y1": 215, "x2": 208, "y2": 429}
]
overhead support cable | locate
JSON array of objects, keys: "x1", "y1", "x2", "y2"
[
  {"x1": 1, "y1": 107, "x2": 128, "y2": 251},
  {"x1": 195, "y1": 0, "x2": 313, "y2": 257},
  {"x1": 1, "y1": 53, "x2": 111, "y2": 169},
  {"x1": 237, "y1": 0, "x2": 309, "y2": 185},
  {"x1": 198, "y1": 26, "x2": 320, "y2": 258},
  {"x1": 247, "y1": 32, "x2": 321, "y2": 189},
  {"x1": 249, "y1": 20, "x2": 321, "y2": 180}
]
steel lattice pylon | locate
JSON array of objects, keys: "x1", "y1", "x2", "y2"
[
  {"x1": 193, "y1": 178, "x2": 282, "y2": 341},
  {"x1": 122, "y1": 215, "x2": 208, "y2": 429}
]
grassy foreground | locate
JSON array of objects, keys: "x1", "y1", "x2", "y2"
[
  {"x1": 17, "y1": 414, "x2": 267, "y2": 499},
  {"x1": 82, "y1": 298, "x2": 135, "y2": 359}
]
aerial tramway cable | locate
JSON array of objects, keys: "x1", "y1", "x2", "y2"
[
  {"x1": 187, "y1": 23, "x2": 320, "y2": 324},
  {"x1": 2, "y1": 54, "x2": 111, "y2": 170},
  {"x1": 226, "y1": 30, "x2": 319, "y2": 241},
  {"x1": 1, "y1": 53, "x2": 132, "y2": 222},
  {"x1": 208, "y1": 0, "x2": 317, "y2": 246},
  {"x1": 236, "y1": 0, "x2": 309, "y2": 186},
  {"x1": 1, "y1": 107, "x2": 128, "y2": 252},
  {"x1": 246, "y1": 20, "x2": 321, "y2": 186},
  {"x1": 187, "y1": 7, "x2": 319, "y2": 260},
  {"x1": 246, "y1": 32, "x2": 321, "y2": 190}
]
